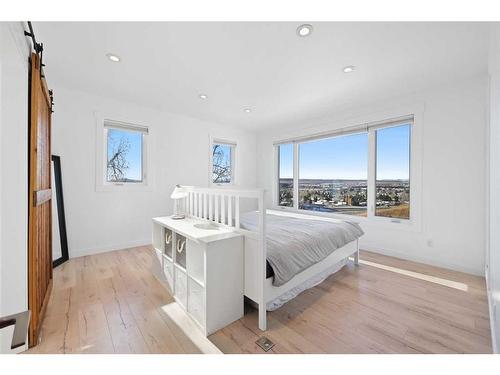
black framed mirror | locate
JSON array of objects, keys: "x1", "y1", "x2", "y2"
[{"x1": 51, "y1": 155, "x2": 69, "y2": 267}]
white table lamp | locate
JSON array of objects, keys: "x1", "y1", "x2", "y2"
[{"x1": 170, "y1": 185, "x2": 188, "y2": 219}]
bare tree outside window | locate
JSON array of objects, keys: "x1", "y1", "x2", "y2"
[
  {"x1": 106, "y1": 128, "x2": 143, "y2": 183},
  {"x1": 212, "y1": 143, "x2": 232, "y2": 183},
  {"x1": 107, "y1": 135, "x2": 131, "y2": 181}
]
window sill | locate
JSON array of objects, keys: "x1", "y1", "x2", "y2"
[
  {"x1": 271, "y1": 205, "x2": 420, "y2": 232},
  {"x1": 211, "y1": 182, "x2": 236, "y2": 188},
  {"x1": 96, "y1": 182, "x2": 153, "y2": 192}
]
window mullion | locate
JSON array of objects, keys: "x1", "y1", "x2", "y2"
[
  {"x1": 367, "y1": 129, "x2": 376, "y2": 218},
  {"x1": 293, "y1": 142, "x2": 299, "y2": 210}
]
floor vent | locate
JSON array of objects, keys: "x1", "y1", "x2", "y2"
[{"x1": 256, "y1": 336, "x2": 275, "y2": 352}]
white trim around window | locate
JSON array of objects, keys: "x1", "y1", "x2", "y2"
[
  {"x1": 95, "y1": 112, "x2": 152, "y2": 192},
  {"x1": 209, "y1": 136, "x2": 237, "y2": 186},
  {"x1": 272, "y1": 105, "x2": 423, "y2": 232}
]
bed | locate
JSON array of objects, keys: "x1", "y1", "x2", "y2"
[
  {"x1": 240, "y1": 210, "x2": 362, "y2": 281},
  {"x1": 182, "y1": 186, "x2": 363, "y2": 330}
]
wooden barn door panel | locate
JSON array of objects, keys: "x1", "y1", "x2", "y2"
[{"x1": 28, "y1": 52, "x2": 53, "y2": 347}]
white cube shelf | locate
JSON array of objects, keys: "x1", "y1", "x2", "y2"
[{"x1": 151, "y1": 216, "x2": 244, "y2": 335}]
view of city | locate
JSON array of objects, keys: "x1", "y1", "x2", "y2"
[
  {"x1": 278, "y1": 178, "x2": 410, "y2": 219},
  {"x1": 278, "y1": 123, "x2": 411, "y2": 220},
  {"x1": 374, "y1": 179, "x2": 410, "y2": 219}
]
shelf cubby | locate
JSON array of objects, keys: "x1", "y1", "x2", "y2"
[
  {"x1": 164, "y1": 228, "x2": 173, "y2": 259},
  {"x1": 175, "y1": 234, "x2": 187, "y2": 269},
  {"x1": 175, "y1": 265, "x2": 188, "y2": 308}
]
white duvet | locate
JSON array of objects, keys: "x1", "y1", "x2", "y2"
[{"x1": 239, "y1": 211, "x2": 364, "y2": 286}]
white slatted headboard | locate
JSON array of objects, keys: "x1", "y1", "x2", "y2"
[{"x1": 185, "y1": 186, "x2": 264, "y2": 231}]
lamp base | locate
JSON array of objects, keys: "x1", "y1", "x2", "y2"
[{"x1": 171, "y1": 214, "x2": 185, "y2": 220}]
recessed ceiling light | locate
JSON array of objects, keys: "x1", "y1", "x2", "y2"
[
  {"x1": 244, "y1": 108, "x2": 252, "y2": 113},
  {"x1": 199, "y1": 94, "x2": 208, "y2": 100},
  {"x1": 296, "y1": 24, "x2": 313, "y2": 37},
  {"x1": 106, "y1": 53, "x2": 121, "y2": 62},
  {"x1": 343, "y1": 65, "x2": 356, "y2": 73}
]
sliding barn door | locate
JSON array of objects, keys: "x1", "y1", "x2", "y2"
[{"x1": 28, "y1": 52, "x2": 53, "y2": 347}]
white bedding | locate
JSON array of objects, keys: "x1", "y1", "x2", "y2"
[
  {"x1": 239, "y1": 211, "x2": 364, "y2": 286},
  {"x1": 266, "y1": 258, "x2": 348, "y2": 310}
]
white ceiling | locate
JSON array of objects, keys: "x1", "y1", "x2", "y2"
[{"x1": 34, "y1": 22, "x2": 490, "y2": 131}]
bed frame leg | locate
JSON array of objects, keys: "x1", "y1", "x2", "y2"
[
  {"x1": 353, "y1": 240, "x2": 360, "y2": 266},
  {"x1": 258, "y1": 304, "x2": 267, "y2": 331}
]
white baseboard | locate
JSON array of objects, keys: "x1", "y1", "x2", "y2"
[
  {"x1": 485, "y1": 267, "x2": 498, "y2": 354},
  {"x1": 69, "y1": 239, "x2": 151, "y2": 258},
  {"x1": 359, "y1": 242, "x2": 483, "y2": 276}
]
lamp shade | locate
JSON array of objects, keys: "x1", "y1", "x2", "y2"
[{"x1": 170, "y1": 185, "x2": 188, "y2": 199}]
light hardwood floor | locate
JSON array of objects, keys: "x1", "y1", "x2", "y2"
[
  {"x1": 27, "y1": 246, "x2": 208, "y2": 353},
  {"x1": 27, "y1": 246, "x2": 492, "y2": 354}
]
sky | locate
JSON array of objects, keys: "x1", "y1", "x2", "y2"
[
  {"x1": 279, "y1": 123, "x2": 410, "y2": 180},
  {"x1": 107, "y1": 128, "x2": 143, "y2": 181},
  {"x1": 376, "y1": 124, "x2": 411, "y2": 180},
  {"x1": 213, "y1": 144, "x2": 231, "y2": 164}
]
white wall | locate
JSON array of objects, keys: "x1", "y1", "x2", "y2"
[
  {"x1": 51, "y1": 87, "x2": 257, "y2": 258},
  {"x1": 256, "y1": 75, "x2": 488, "y2": 276},
  {"x1": 0, "y1": 22, "x2": 30, "y2": 353},
  {"x1": 487, "y1": 23, "x2": 500, "y2": 353}
]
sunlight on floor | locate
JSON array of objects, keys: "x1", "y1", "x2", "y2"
[
  {"x1": 350, "y1": 257, "x2": 469, "y2": 292},
  {"x1": 160, "y1": 302, "x2": 222, "y2": 354}
]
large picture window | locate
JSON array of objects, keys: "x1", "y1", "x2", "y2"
[
  {"x1": 298, "y1": 133, "x2": 368, "y2": 216},
  {"x1": 275, "y1": 117, "x2": 413, "y2": 222}
]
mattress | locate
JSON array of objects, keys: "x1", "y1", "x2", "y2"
[{"x1": 240, "y1": 211, "x2": 364, "y2": 286}]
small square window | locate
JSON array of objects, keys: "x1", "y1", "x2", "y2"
[
  {"x1": 104, "y1": 122, "x2": 147, "y2": 185},
  {"x1": 211, "y1": 141, "x2": 235, "y2": 184}
]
